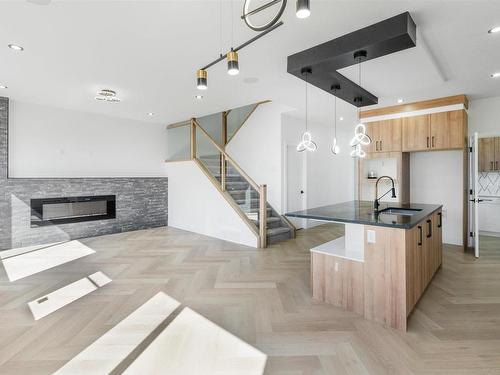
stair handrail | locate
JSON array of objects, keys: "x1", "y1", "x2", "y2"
[
  {"x1": 192, "y1": 119, "x2": 260, "y2": 192},
  {"x1": 191, "y1": 118, "x2": 267, "y2": 248}
]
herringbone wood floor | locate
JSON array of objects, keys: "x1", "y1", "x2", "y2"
[{"x1": 0, "y1": 225, "x2": 499, "y2": 375}]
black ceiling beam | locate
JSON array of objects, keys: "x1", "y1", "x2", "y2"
[{"x1": 287, "y1": 12, "x2": 417, "y2": 107}]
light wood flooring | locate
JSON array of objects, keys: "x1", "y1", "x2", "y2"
[{"x1": 0, "y1": 224, "x2": 499, "y2": 374}]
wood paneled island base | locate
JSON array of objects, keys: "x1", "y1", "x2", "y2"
[{"x1": 311, "y1": 209, "x2": 443, "y2": 331}]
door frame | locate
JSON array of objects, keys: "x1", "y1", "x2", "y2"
[{"x1": 283, "y1": 141, "x2": 307, "y2": 229}]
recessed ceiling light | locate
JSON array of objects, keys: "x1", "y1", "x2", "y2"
[
  {"x1": 94, "y1": 89, "x2": 120, "y2": 102},
  {"x1": 491, "y1": 72, "x2": 500, "y2": 78},
  {"x1": 0, "y1": 85, "x2": 7, "y2": 89},
  {"x1": 147, "y1": 112, "x2": 155, "y2": 116},
  {"x1": 8, "y1": 44, "x2": 24, "y2": 51},
  {"x1": 488, "y1": 26, "x2": 500, "y2": 34},
  {"x1": 397, "y1": 98, "x2": 404, "y2": 104},
  {"x1": 339, "y1": 117, "x2": 344, "y2": 121},
  {"x1": 195, "y1": 95, "x2": 203, "y2": 100}
]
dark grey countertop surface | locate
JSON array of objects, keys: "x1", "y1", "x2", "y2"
[{"x1": 285, "y1": 201, "x2": 442, "y2": 229}]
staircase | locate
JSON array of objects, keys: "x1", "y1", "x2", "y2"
[{"x1": 199, "y1": 155, "x2": 294, "y2": 245}]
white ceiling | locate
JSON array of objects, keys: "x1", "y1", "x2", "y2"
[{"x1": 0, "y1": 0, "x2": 499, "y2": 127}]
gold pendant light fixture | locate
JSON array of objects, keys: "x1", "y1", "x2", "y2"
[{"x1": 196, "y1": 0, "x2": 311, "y2": 90}]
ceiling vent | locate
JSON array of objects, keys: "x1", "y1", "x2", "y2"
[{"x1": 95, "y1": 89, "x2": 121, "y2": 103}]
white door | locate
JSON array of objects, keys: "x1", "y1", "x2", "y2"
[
  {"x1": 468, "y1": 133, "x2": 480, "y2": 257},
  {"x1": 286, "y1": 144, "x2": 306, "y2": 229}
]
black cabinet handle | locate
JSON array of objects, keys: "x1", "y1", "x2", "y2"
[
  {"x1": 418, "y1": 226, "x2": 422, "y2": 246},
  {"x1": 427, "y1": 137, "x2": 430, "y2": 148},
  {"x1": 380, "y1": 140, "x2": 383, "y2": 151},
  {"x1": 438, "y1": 212, "x2": 442, "y2": 228},
  {"x1": 427, "y1": 219, "x2": 432, "y2": 238},
  {"x1": 491, "y1": 161, "x2": 494, "y2": 171}
]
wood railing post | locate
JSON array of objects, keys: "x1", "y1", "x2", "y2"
[
  {"x1": 259, "y1": 184, "x2": 267, "y2": 248},
  {"x1": 190, "y1": 118, "x2": 196, "y2": 160},
  {"x1": 221, "y1": 154, "x2": 226, "y2": 191}
]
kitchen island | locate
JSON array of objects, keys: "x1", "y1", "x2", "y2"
[{"x1": 286, "y1": 201, "x2": 443, "y2": 331}]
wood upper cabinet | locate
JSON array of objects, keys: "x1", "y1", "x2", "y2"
[
  {"x1": 366, "y1": 119, "x2": 402, "y2": 153},
  {"x1": 402, "y1": 115, "x2": 430, "y2": 151},
  {"x1": 430, "y1": 110, "x2": 465, "y2": 150},
  {"x1": 402, "y1": 110, "x2": 466, "y2": 152},
  {"x1": 479, "y1": 137, "x2": 500, "y2": 172}
]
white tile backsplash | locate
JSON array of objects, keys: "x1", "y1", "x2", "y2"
[{"x1": 478, "y1": 172, "x2": 500, "y2": 196}]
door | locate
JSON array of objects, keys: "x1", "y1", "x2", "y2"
[
  {"x1": 286, "y1": 144, "x2": 306, "y2": 229},
  {"x1": 365, "y1": 122, "x2": 379, "y2": 153},
  {"x1": 379, "y1": 119, "x2": 402, "y2": 152},
  {"x1": 495, "y1": 137, "x2": 500, "y2": 171},
  {"x1": 469, "y1": 133, "x2": 480, "y2": 257},
  {"x1": 478, "y1": 137, "x2": 495, "y2": 172},
  {"x1": 402, "y1": 115, "x2": 430, "y2": 151}
]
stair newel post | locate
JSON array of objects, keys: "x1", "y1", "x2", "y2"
[
  {"x1": 190, "y1": 118, "x2": 196, "y2": 160},
  {"x1": 259, "y1": 184, "x2": 267, "y2": 248},
  {"x1": 221, "y1": 154, "x2": 226, "y2": 191}
]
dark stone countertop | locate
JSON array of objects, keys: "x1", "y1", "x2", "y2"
[{"x1": 285, "y1": 201, "x2": 442, "y2": 229}]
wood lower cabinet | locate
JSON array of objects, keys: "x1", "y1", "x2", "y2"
[
  {"x1": 479, "y1": 137, "x2": 500, "y2": 172},
  {"x1": 401, "y1": 110, "x2": 466, "y2": 152},
  {"x1": 405, "y1": 210, "x2": 442, "y2": 313}
]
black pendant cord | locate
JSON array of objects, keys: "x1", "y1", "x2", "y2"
[
  {"x1": 334, "y1": 96, "x2": 337, "y2": 139},
  {"x1": 305, "y1": 71, "x2": 308, "y2": 133},
  {"x1": 357, "y1": 57, "x2": 362, "y2": 121},
  {"x1": 231, "y1": 0, "x2": 234, "y2": 48},
  {"x1": 219, "y1": 0, "x2": 223, "y2": 56}
]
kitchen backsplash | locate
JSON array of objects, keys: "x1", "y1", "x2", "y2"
[{"x1": 479, "y1": 172, "x2": 500, "y2": 196}]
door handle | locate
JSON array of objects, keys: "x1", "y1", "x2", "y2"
[
  {"x1": 432, "y1": 136, "x2": 435, "y2": 148},
  {"x1": 375, "y1": 141, "x2": 379, "y2": 151},
  {"x1": 427, "y1": 137, "x2": 430, "y2": 148},
  {"x1": 380, "y1": 140, "x2": 383, "y2": 151},
  {"x1": 496, "y1": 161, "x2": 498, "y2": 170},
  {"x1": 438, "y1": 212, "x2": 442, "y2": 228},
  {"x1": 418, "y1": 226, "x2": 422, "y2": 246},
  {"x1": 427, "y1": 219, "x2": 432, "y2": 238},
  {"x1": 491, "y1": 161, "x2": 494, "y2": 171}
]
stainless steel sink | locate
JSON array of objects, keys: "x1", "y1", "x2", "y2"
[{"x1": 378, "y1": 207, "x2": 422, "y2": 216}]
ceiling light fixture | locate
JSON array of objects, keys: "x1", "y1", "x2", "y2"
[
  {"x1": 0, "y1": 85, "x2": 7, "y2": 89},
  {"x1": 197, "y1": 69, "x2": 208, "y2": 90},
  {"x1": 491, "y1": 72, "x2": 500, "y2": 78},
  {"x1": 8, "y1": 44, "x2": 24, "y2": 51},
  {"x1": 94, "y1": 89, "x2": 120, "y2": 103},
  {"x1": 339, "y1": 116, "x2": 344, "y2": 121},
  {"x1": 331, "y1": 84, "x2": 340, "y2": 155},
  {"x1": 227, "y1": 50, "x2": 239, "y2": 76},
  {"x1": 297, "y1": 67, "x2": 317, "y2": 153},
  {"x1": 195, "y1": 95, "x2": 203, "y2": 100},
  {"x1": 147, "y1": 112, "x2": 154, "y2": 116},
  {"x1": 196, "y1": 0, "x2": 283, "y2": 91},
  {"x1": 242, "y1": 0, "x2": 286, "y2": 32},
  {"x1": 488, "y1": 26, "x2": 500, "y2": 34},
  {"x1": 350, "y1": 51, "x2": 371, "y2": 158},
  {"x1": 296, "y1": 0, "x2": 311, "y2": 19},
  {"x1": 397, "y1": 98, "x2": 404, "y2": 103}
]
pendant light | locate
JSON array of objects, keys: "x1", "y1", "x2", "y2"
[
  {"x1": 227, "y1": 50, "x2": 239, "y2": 75},
  {"x1": 331, "y1": 84, "x2": 340, "y2": 155},
  {"x1": 296, "y1": 0, "x2": 311, "y2": 19},
  {"x1": 349, "y1": 51, "x2": 371, "y2": 158},
  {"x1": 197, "y1": 69, "x2": 208, "y2": 90},
  {"x1": 226, "y1": 0, "x2": 239, "y2": 76},
  {"x1": 297, "y1": 67, "x2": 317, "y2": 152}
]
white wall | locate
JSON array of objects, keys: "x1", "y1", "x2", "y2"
[
  {"x1": 410, "y1": 151, "x2": 463, "y2": 245},
  {"x1": 226, "y1": 102, "x2": 290, "y2": 213},
  {"x1": 469, "y1": 95, "x2": 500, "y2": 137},
  {"x1": 165, "y1": 161, "x2": 258, "y2": 248},
  {"x1": 282, "y1": 114, "x2": 355, "y2": 226},
  {"x1": 8, "y1": 100, "x2": 167, "y2": 177}
]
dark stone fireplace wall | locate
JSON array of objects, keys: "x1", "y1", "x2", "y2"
[{"x1": 0, "y1": 97, "x2": 168, "y2": 250}]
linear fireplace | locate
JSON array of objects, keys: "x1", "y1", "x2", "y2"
[{"x1": 30, "y1": 195, "x2": 116, "y2": 227}]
